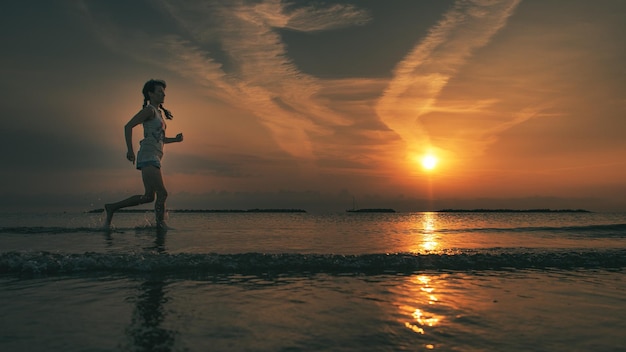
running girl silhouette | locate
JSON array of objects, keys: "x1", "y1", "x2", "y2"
[{"x1": 104, "y1": 79, "x2": 183, "y2": 229}]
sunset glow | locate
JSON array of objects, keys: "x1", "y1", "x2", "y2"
[{"x1": 0, "y1": 1, "x2": 624, "y2": 212}]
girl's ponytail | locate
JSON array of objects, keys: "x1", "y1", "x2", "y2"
[{"x1": 160, "y1": 105, "x2": 173, "y2": 120}]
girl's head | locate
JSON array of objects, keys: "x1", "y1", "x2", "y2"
[{"x1": 142, "y1": 79, "x2": 173, "y2": 119}]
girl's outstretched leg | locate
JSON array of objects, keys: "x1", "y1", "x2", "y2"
[{"x1": 104, "y1": 194, "x2": 154, "y2": 227}]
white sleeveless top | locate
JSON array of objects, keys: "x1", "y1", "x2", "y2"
[{"x1": 137, "y1": 105, "x2": 166, "y2": 164}]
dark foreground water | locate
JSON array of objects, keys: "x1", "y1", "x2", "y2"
[{"x1": 1, "y1": 211, "x2": 625, "y2": 351}]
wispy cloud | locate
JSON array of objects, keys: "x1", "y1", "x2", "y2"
[
  {"x1": 376, "y1": 0, "x2": 522, "y2": 158},
  {"x1": 282, "y1": 2, "x2": 371, "y2": 32}
]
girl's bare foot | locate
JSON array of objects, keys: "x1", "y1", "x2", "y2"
[
  {"x1": 156, "y1": 220, "x2": 170, "y2": 230},
  {"x1": 104, "y1": 204, "x2": 114, "y2": 228}
]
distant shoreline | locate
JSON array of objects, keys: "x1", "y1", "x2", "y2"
[
  {"x1": 346, "y1": 208, "x2": 396, "y2": 213},
  {"x1": 435, "y1": 208, "x2": 591, "y2": 213},
  {"x1": 87, "y1": 208, "x2": 307, "y2": 214}
]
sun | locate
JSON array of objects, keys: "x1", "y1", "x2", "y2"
[{"x1": 421, "y1": 155, "x2": 438, "y2": 170}]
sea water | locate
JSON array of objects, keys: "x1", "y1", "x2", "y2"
[{"x1": 1, "y1": 211, "x2": 625, "y2": 351}]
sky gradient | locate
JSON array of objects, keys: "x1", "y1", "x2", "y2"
[{"x1": 1, "y1": 0, "x2": 625, "y2": 212}]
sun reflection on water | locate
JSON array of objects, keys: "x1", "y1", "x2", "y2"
[
  {"x1": 398, "y1": 274, "x2": 446, "y2": 349},
  {"x1": 421, "y1": 234, "x2": 439, "y2": 251},
  {"x1": 419, "y1": 212, "x2": 441, "y2": 252},
  {"x1": 412, "y1": 212, "x2": 441, "y2": 252}
]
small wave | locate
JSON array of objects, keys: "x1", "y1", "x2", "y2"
[
  {"x1": 440, "y1": 223, "x2": 626, "y2": 237},
  {"x1": 0, "y1": 226, "x2": 135, "y2": 235},
  {"x1": 3, "y1": 223, "x2": 624, "y2": 237},
  {"x1": 2, "y1": 250, "x2": 625, "y2": 276}
]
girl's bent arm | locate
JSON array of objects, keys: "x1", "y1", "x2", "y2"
[
  {"x1": 164, "y1": 133, "x2": 184, "y2": 144},
  {"x1": 124, "y1": 107, "x2": 155, "y2": 162}
]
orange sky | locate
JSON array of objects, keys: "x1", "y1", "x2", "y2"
[{"x1": 0, "y1": 0, "x2": 624, "y2": 212}]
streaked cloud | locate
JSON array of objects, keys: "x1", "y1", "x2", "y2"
[
  {"x1": 377, "y1": 0, "x2": 522, "y2": 160},
  {"x1": 282, "y1": 2, "x2": 371, "y2": 32}
]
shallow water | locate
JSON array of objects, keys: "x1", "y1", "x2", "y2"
[
  {"x1": 1, "y1": 211, "x2": 625, "y2": 254},
  {"x1": 1, "y1": 270, "x2": 625, "y2": 351},
  {"x1": 1, "y1": 211, "x2": 626, "y2": 351}
]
